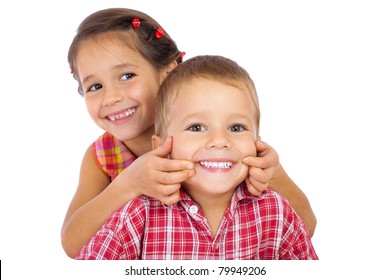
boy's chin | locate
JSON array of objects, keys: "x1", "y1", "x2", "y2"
[{"x1": 183, "y1": 176, "x2": 244, "y2": 195}]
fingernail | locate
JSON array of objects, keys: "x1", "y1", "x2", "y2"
[{"x1": 243, "y1": 157, "x2": 249, "y2": 164}]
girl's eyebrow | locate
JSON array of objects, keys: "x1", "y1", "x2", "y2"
[
  {"x1": 81, "y1": 63, "x2": 138, "y2": 85},
  {"x1": 112, "y1": 63, "x2": 139, "y2": 71}
]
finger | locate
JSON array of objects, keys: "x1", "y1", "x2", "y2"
[
  {"x1": 255, "y1": 139, "x2": 268, "y2": 153},
  {"x1": 245, "y1": 178, "x2": 267, "y2": 196},
  {"x1": 159, "y1": 190, "x2": 181, "y2": 206},
  {"x1": 152, "y1": 182, "x2": 181, "y2": 204},
  {"x1": 157, "y1": 182, "x2": 182, "y2": 196},
  {"x1": 242, "y1": 155, "x2": 275, "y2": 169},
  {"x1": 153, "y1": 157, "x2": 194, "y2": 172},
  {"x1": 158, "y1": 169, "x2": 195, "y2": 185},
  {"x1": 255, "y1": 140, "x2": 279, "y2": 160},
  {"x1": 248, "y1": 166, "x2": 273, "y2": 184},
  {"x1": 150, "y1": 136, "x2": 173, "y2": 158},
  {"x1": 243, "y1": 141, "x2": 278, "y2": 168}
]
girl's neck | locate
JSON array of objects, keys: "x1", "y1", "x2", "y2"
[{"x1": 123, "y1": 126, "x2": 154, "y2": 157}]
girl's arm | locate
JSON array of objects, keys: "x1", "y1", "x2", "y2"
[
  {"x1": 61, "y1": 145, "x2": 135, "y2": 258},
  {"x1": 61, "y1": 138, "x2": 194, "y2": 258},
  {"x1": 269, "y1": 163, "x2": 317, "y2": 237},
  {"x1": 243, "y1": 141, "x2": 317, "y2": 237}
]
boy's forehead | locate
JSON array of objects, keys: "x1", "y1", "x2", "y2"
[
  {"x1": 176, "y1": 77, "x2": 251, "y2": 102},
  {"x1": 173, "y1": 78, "x2": 255, "y2": 111}
]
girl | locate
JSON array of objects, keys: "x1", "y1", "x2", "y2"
[{"x1": 61, "y1": 8, "x2": 316, "y2": 258}]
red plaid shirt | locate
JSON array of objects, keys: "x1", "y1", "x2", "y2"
[{"x1": 76, "y1": 185, "x2": 317, "y2": 260}]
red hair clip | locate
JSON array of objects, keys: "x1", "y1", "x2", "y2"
[
  {"x1": 155, "y1": 27, "x2": 165, "y2": 39},
  {"x1": 131, "y1": 18, "x2": 141, "y2": 29},
  {"x1": 70, "y1": 66, "x2": 74, "y2": 74},
  {"x1": 179, "y1": 52, "x2": 186, "y2": 60}
]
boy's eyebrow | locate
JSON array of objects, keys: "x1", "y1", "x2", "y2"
[
  {"x1": 180, "y1": 112, "x2": 253, "y2": 122},
  {"x1": 81, "y1": 63, "x2": 138, "y2": 85}
]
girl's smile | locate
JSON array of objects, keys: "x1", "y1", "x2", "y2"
[
  {"x1": 105, "y1": 107, "x2": 137, "y2": 124},
  {"x1": 75, "y1": 32, "x2": 165, "y2": 143}
]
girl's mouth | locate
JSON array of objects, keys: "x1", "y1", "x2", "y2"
[{"x1": 106, "y1": 107, "x2": 136, "y2": 122}]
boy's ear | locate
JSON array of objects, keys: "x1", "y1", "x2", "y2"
[{"x1": 151, "y1": 135, "x2": 163, "y2": 150}]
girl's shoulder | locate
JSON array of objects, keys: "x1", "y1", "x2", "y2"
[{"x1": 92, "y1": 132, "x2": 137, "y2": 179}]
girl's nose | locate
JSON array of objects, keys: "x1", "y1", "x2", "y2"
[{"x1": 102, "y1": 86, "x2": 123, "y2": 106}]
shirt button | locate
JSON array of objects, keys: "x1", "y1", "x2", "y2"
[{"x1": 189, "y1": 205, "x2": 198, "y2": 214}]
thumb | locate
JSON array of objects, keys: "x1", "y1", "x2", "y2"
[
  {"x1": 255, "y1": 140, "x2": 268, "y2": 153},
  {"x1": 151, "y1": 136, "x2": 173, "y2": 158}
]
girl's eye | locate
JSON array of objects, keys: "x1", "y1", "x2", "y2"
[
  {"x1": 187, "y1": 124, "x2": 206, "y2": 132},
  {"x1": 88, "y1": 84, "x2": 103, "y2": 92},
  {"x1": 230, "y1": 124, "x2": 246, "y2": 132},
  {"x1": 120, "y1": 73, "x2": 134, "y2": 80}
]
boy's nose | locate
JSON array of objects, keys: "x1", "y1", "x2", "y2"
[
  {"x1": 206, "y1": 130, "x2": 231, "y2": 149},
  {"x1": 103, "y1": 87, "x2": 123, "y2": 106}
]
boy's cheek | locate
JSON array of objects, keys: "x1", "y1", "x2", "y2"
[{"x1": 170, "y1": 137, "x2": 193, "y2": 161}]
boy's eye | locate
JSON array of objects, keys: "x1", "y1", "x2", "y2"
[
  {"x1": 230, "y1": 124, "x2": 246, "y2": 132},
  {"x1": 88, "y1": 84, "x2": 103, "y2": 92},
  {"x1": 120, "y1": 73, "x2": 134, "y2": 80},
  {"x1": 187, "y1": 124, "x2": 206, "y2": 132}
]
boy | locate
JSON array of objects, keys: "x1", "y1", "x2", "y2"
[{"x1": 76, "y1": 55, "x2": 317, "y2": 260}]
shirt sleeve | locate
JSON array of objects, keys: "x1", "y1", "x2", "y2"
[
  {"x1": 278, "y1": 196, "x2": 318, "y2": 260},
  {"x1": 75, "y1": 198, "x2": 147, "y2": 260}
]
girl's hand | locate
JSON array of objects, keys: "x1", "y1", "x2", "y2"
[
  {"x1": 242, "y1": 140, "x2": 279, "y2": 196},
  {"x1": 119, "y1": 137, "x2": 194, "y2": 205}
]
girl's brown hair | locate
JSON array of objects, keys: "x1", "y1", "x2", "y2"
[{"x1": 68, "y1": 8, "x2": 182, "y2": 95}]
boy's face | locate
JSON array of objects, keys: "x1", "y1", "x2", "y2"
[{"x1": 163, "y1": 78, "x2": 258, "y2": 200}]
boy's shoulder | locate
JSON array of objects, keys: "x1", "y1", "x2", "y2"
[
  {"x1": 103, "y1": 196, "x2": 150, "y2": 231},
  {"x1": 245, "y1": 188, "x2": 297, "y2": 217},
  {"x1": 246, "y1": 188, "x2": 288, "y2": 205}
]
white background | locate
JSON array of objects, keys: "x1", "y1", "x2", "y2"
[{"x1": 0, "y1": 0, "x2": 389, "y2": 279}]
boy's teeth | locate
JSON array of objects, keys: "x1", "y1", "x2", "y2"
[
  {"x1": 199, "y1": 161, "x2": 233, "y2": 168},
  {"x1": 108, "y1": 108, "x2": 135, "y2": 121}
]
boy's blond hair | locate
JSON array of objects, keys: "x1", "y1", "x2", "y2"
[{"x1": 155, "y1": 55, "x2": 260, "y2": 138}]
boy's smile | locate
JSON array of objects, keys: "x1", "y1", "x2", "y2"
[
  {"x1": 163, "y1": 78, "x2": 259, "y2": 204},
  {"x1": 198, "y1": 159, "x2": 234, "y2": 171}
]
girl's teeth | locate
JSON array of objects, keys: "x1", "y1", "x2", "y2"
[
  {"x1": 200, "y1": 161, "x2": 233, "y2": 168},
  {"x1": 108, "y1": 108, "x2": 135, "y2": 121}
]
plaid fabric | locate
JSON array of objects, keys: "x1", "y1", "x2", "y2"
[
  {"x1": 92, "y1": 132, "x2": 136, "y2": 180},
  {"x1": 76, "y1": 185, "x2": 318, "y2": 260}
]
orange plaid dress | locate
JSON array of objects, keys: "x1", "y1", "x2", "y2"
[{"x1": 92, "y1": 132, "x2": 137, "y2": 180}]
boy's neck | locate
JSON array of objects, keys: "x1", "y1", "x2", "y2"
[
  {"x1": 184, "y1": 188, "x2": 236, "y2": 238},
  {"x1": 123, "y1": 126, "x2": 154, "y2": 157}
]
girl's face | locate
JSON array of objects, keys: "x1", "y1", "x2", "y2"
[
  {"x1": 75, "y1": 33, "x2": 166, "y2": 142},
  {"x1": 161, "y1": 78, "x2": 258, "y2": 202}
]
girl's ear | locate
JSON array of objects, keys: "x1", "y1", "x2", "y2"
[
  {"x1": 166, "y1": 60, "x2": 178, "y2": 74},
  {"x1": 160, "y1": 60, "x2": 177, "y2": 81},
  {"x1": 151, "y1": 135, "x2": 163, "y2": 150}
]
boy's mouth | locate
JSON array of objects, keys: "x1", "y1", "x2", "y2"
[
  {"x1": 199, "y1": 161, "x2": 233, "y2": 169},
  {"x1": 107, "y1": 107, "x2": 136, "y2": 122}
]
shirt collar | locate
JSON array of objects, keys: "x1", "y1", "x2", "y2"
[{"x1": 177, "y1": 182, "x2": 257, "y2": 212}]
